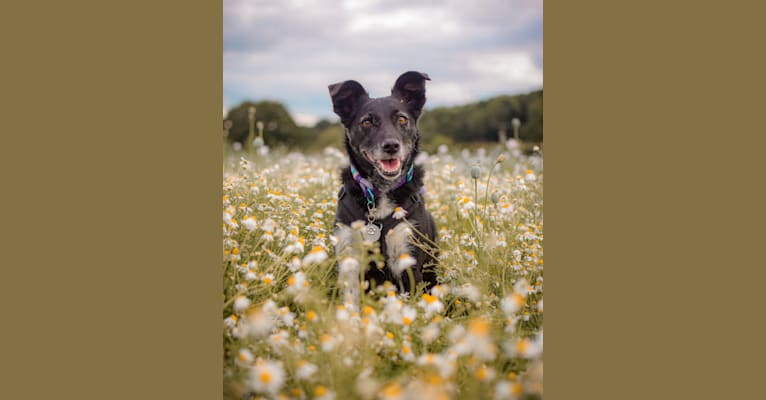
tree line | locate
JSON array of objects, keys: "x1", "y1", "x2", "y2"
[{"x1": 223, "y1": 90, "x2": 542, "y2": 153}]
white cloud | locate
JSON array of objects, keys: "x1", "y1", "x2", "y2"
[
  {"x1": 223, "y1": 0, "x2": 543, "y2": 122},
  {"x1": 292, "y1": 112, "x2": 321, "y2": 127},
  {"x1": 465, "y1": 52, "x2": 544, "y2": 91}
]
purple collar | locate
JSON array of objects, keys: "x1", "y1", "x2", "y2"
[{"x1": 350, "y1": 162, "x2": 414, "y2": 207}]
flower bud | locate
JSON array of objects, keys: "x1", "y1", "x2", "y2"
[
  {"x1": 470, "y1": 164, "x2": 481, "y2": 180},
  {"x1": 491, "y1": 191, "x2": 501, "y2": 204}
]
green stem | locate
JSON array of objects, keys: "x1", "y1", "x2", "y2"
[
  {"x1": 406, "y1": 267, "x2": 416, "y2": 295},
  {"x1": 481, "y1": 162, "x2": 498, "y2": 231}
]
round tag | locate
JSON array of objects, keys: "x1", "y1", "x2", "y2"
[{"x1": 362, "y1": 223, "x2": 382, "y2": 242}]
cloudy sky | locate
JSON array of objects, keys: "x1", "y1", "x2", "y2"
[{"x1": 224, "y1": 0, "x2": 543, "y2": 126}]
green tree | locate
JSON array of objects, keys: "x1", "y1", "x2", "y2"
[
  {"x1": 224, "y1": 100, "x2": 311, "y2": 147},
  {"x1": 418, "y1": 89, "x2": 542, "y2": 146}
]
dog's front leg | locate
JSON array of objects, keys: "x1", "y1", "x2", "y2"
[
  {"x1": 333, "y1": 223, "x2": 363, "y2": 310},
  {"x1": 386, "y1": 222, "x2": 416, "y2": 294}
]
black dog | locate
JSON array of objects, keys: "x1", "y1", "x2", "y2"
[{"x1": 329, "y1": 71, "x2": 438, "y2": 299}]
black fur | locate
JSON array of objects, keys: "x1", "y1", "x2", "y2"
[{"x1": 329, "y1": 71, "x2": 438, "y2": 293}]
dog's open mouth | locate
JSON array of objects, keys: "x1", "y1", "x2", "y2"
[
  {"x1": 363, "y1": 151, "x2": 403, "y2": 179},
  {"x1": 377, "y1": 158, "x2": 401, "y2": 176}
]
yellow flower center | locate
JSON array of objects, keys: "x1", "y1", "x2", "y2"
[
  {"x1": 363, "y1": 306, "x2": 374, "y2": 315},
  {"x1": 422, "y1": 293, "x2": 437, "y2": 304},
  {"x1": 288, "y1": 275, "x2": 296, "y2": 286},
  {"x1": 260, "y1": 371, "x2": 271, "y2": 383},
  {"x1": 386, "y1": 332, "x2": 394, "y2": 340},
  {"x1": 231, "y1": 248, "x2": 239, "y2": 255},
  {"x1": 511, "y1": 383, "x2": 523, "y2": 395},
  {"x1": 469, "y1": 318, "x2": 491, "y2": 336},
  {"x1": 382, "y1": 382, "x2": 402, "y2": 396},
  {"x1": 263, "y1": 277, "x2": 272, "y2": 285},
  {"x1": 314, "y1": 386, "x2": 327, "y2": 396},
  {"x1": 306, "y1": 311, "x2": 317, "y2": 321},
  {"x1": 402, "y1": 317, "x2": 413, "y2": 326}
]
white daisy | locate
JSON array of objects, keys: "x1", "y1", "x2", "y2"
[
  {"x1": 392, "y1": 206, "x2": 408, "y2": 219},
  {"x1": 241, "y1": 216, "x2": 257, "y2": 231},
  {"x1": 235, "y1": 348, "x2": 254, "y2": 367},
  {"x1": 247, "y1": 359, "x2": 285, "y2": 396},
  {"x1": 418, "y1": 293, "x2": 444, "y2": 318},
  {"x1": 303, "y1": 246, "x2": 328, "y2": 265},
  {"x1": 233, "y1": 296, "x2": 251, "y2": 313},
  {"x1": 393, "y1": 253, "x2": 416, "y2": 275},
  {"x1": 295, "y1": 359, "x2": 318, "y2": 380}
]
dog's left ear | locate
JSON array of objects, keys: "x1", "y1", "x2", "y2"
[{"x1": 391, "y1": 71, "x2": 430, "y2": 120}]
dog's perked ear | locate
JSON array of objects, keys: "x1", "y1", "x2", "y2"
[
  {"x1": 328, "y1": 80, "x2": 369, "y2": 127},
  {"x1": 391, "y1": 71, "x2": 430, "y2": 120}
]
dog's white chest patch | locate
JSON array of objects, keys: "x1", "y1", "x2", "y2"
[{"x1": 374, "y1": 197, "x2": 395, "y2": 219}]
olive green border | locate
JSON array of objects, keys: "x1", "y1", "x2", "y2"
[
  {"x1": 3, "y1": 1, "x2": 763, "y2": 399},
  {"x1": 546, "y1": 1, "x2": 764, "y2": 399},
  {"x1": 2, "y1": 1, "x2": 221, "y2": 399}
]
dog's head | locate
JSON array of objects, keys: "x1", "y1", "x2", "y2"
[{"x1": 329, "y1": 71, "x2": 430, "y2": 187}]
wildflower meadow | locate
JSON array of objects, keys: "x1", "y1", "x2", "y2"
[{"x1": 223, "y1": 142, "x2": 543, "y2": 399}]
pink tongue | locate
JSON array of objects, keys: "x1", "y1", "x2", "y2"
[{"x1": 381, "y1": 159, "x2": 400, "y2": 171}]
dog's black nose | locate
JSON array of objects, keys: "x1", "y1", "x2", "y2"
[{"x1": 382, "y1": 139, "x2": 400, "y2": 155}]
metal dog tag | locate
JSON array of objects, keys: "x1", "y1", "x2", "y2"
[{"x1": 362, "y1": 223, "x2": 382, "y2": 242}]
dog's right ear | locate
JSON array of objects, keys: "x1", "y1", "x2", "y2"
[{"x1": 328, "y1": 80, "x2": 369, "y2": 127}]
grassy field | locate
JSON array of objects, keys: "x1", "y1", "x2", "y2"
[{"x1": 222, "y1": 142, "x2": 543, "y2": 399}]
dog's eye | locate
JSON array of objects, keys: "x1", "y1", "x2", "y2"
[
  {"x1": 361, "y1": 120, "x2": 373, "y2": 129},
  {"x1": 397, "y1": 116, "x2": 408, "y2": 126}
]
